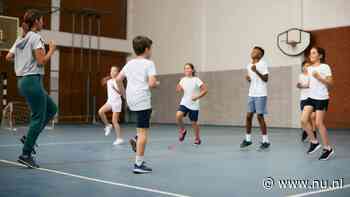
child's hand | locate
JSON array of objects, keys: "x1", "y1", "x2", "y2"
[
  {"x1": 246, "y1": 75, "x2": 251, "y2": 82},
  {"x1": 312, "y1": 71, "x2": 322, "y2": 80},
  {"x1": 296, "y1": 82, "x2": 303, "y2": 89},
  {"x1": 192, "y1": 95, "x2": 198, "y2": 101}
]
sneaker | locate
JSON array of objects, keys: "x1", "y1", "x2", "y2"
[
  {"x1": 307, "y1": 142, "x2": 321, "y2": 154},
  {"x1": 319, "y1": 148, "x2": 334, "y2": 160},
  {"x1": 194, "y1": 139, "x2": 201, "y2": 145},
  {"x1": 133, "y1": 161, "x2": 152, "y2": 174},
  {"x1": 104, "y1": 125, "x2": 113, "y2": 136},
  {"x1": 20, "y1": 136, "x2": 37, "y2": 155},
  {"x1": 179, "y1": 129, "x2": 187, "y2": 142},
  {"x1": 18, "y1": 155, "x2": 39, "y2": 168},
  {"x1": 259, "y1": 142, "x2": 271, "y2": 150},
  {"x1": 113, "y1": 139, "x2": 124, "y2": 145},
  {"x1": 301, "y1": 130, "x2": 308, "y2": 142},
  {"x1": 129, "y1": 137, "x2": 137, "y2": 153},
  {"x1": 240, "y1": 139, "x2": 252, "y2": 148}
]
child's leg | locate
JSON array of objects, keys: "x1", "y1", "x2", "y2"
[
  {"x1": 301, "y1": 106, "x2": 317, "y2": 142},
  {"x1": 315, "y1": 110, "x2": 331, "y2": 149},
  {"x1": 112, "y1": 112, "x2": 122, "y2": 139},
  {"x1": 311, "y1": 112, "x2": 317, "y2": 132},
  {"x1": 192, "y1": 121, "x2": 200, "y2": 140},
  {"x1": 136, "y1": 128, "x2": 148, "y2": 158},
  {"x1": 176, "y1": 111, "x2": 186, "y2": 131},
  {"x1": 257, "y1": 114, "x2": 267, "y2": 135},
  {"x1": 98, "y1": 103, "x2": 112, "y2": 126},
  {"x1": 245, "y1": 112, "x2": 254, "y2": 134}
]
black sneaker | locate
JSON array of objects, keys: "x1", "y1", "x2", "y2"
[
  {"x1": 18, "y1": 155, "x2": 40, "y2": 168},
  {"x1": 259, "y1": 142, "x2": 271, "y2": 150},
  {"x1": 240, "y1": 140, "x2": 252, "y2": 148},
  {"x1": 20, "y1": 136, "x2": 37, "y2": 155},
  {"x1": 129, "y1": 137, "x2": 137, "y2": 153},
  {"x1": 301, "y1": 130, "x2": 308, "y2": 142},
  {"x1": 307, "y1": 142, "x2": 321, "y2": 154},
  {"x1": 133, "y1": 161, "x2": 152, "y2": 174},
  {"x1": 319, "y1": 148, "x2": 334, "y2": 160}
]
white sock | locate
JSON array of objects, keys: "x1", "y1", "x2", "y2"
[
  {"x1": 324, "y1": 145, "x2": 332, "y2": 150},
  {"x1": 245, "y1": 134, "x2": 251, "y2": 142},
  {"x1": 106, "y1": 124, "x2": 112, "y2": 128},
  {"x1": 135, "y1": 156, "x2": 144, "y2": 166},
  {"x1": 262, "y1": 135, "x2": 269, "y2": 143}
]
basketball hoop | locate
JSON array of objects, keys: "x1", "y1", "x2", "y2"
[{"x1": 277, "y1": 28, "x2": 311, "y2": 56}]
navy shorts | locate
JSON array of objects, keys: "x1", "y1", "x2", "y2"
[
  {"x1": 178, "y1": 105, "x2": 199, "y2": 122},
  {"x1": 135, "y1": 109, "x2": 152, "y2": 128},
  {"x1": 304, "y1": 98, "x2": 329, "y2": 112},
  {"x1": 300, "y1": 99, "x2": 308, "y2": 111}
]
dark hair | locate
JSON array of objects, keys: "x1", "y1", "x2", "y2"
[
  {"x1": 22, "y1": 9, "x2": 43, "y2": 37},
  {"x1": 184, "y1": 63, "x2": 196, "y2": 76},
  {"x1": 132, "y1": 36, "x2": 153, "y2": 55},
  {"x1": 253, "y1": 46, "x2": 265, "y2": 58},
  {"x1": 311, "y1": 46, "x2": 326, "y2": 63}
]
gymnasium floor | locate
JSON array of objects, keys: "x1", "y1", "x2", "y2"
[{"x1": 0, "y1": 124, "x2": 349, "y2": 197}]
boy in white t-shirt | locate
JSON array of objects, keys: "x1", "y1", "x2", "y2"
[
  {"x1": 301, "y1": 47, "x2": 334, "y2": 160},
  {"x1": 116, "y1": 36, "x2": 159, "y2": 174},
  {"x1": 240, "y1": 46, "x2": 270, "y2": 150},
  {"x1": 297, "y1": 61, "x2": 316, "y2": 142},
  {"x1": 176, "y1": 63, "x2": 208, "y2": 145},
  {"x1": 98, "y1": 66, "x2": 125, "y2": 145}
]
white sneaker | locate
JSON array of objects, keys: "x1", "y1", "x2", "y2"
[
  {"x1": 113, "y1": 139, "x2": 124, "y2": 145},
  {"x1": 104, "y1": 125, "x2": 113, "y2": 136}
]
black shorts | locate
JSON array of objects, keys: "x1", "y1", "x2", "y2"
[
  {"x1": 300, "y1": 99, "x2": 308, "y2": 111},
  {"x1": 178, "y1": 105, "x2": 199, "y2": 122},
  {"x1": 304, "y1": 98, "x2": 329, "y2": 112},
  {"x1": 135, "y1": 109, "x2": 152, "y2": 129}
]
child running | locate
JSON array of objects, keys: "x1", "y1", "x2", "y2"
[
  {"x1": 176, "y1": 63, "x2": 208, "y2": 145},
  {"x1": 99, "y1": 66, "x2": 125, "y2": 145},
  {"x1": 297, "y1": 61, "x2": 317, "y2": 142},
  {"x1": 116, "y1": 36, "x2": 159, "y2": 174},
  {"x1": 301, "y1": 47, "x2": 334, "y2": 160}
]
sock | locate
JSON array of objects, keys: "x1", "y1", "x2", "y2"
[
  {"x1": 106, "y1": 124, "x2": 112, "y2": 128},
  {"x1": 324, "y1": 145, "x2": 331, "y2": 151},
  {"x1": 245, "y1": 134, "x2": 251, "y2": 142},
  {"x1": 135, "y1": 156, "x2": 144, "y2": 166},
  {"x1": 311, "y1": 140, "x2": 319, "y2": 144},
  {"x1": 262, "y1": 135, "x2": 269, "y2": 143}
]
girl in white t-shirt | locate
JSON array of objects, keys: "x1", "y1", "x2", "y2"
[
  {"x1": 300, "y1": 47, "x2": 334, "y2": 160},
  {"x1": 297, "y1": 61, "x2": 316, "y2": 142},
  {"x1": 99, "y1": 66, "x2": 125, "y2": 145},
  {"x1": 176, "y1": 63, "x2": 208, "y2": 145}
]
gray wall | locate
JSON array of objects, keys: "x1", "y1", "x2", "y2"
[{"x1": 151, "y1": 65, "x2": 299, "y2": 128}]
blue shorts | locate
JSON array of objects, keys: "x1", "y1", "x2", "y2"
[
  {"x1": 135, "y1": 109, "x2": 152, "y2": 129},
  {"x1": 247, "y1": 96, "x2": 267, "y2": 115},
  {"x1": 178, "y1": 105, "x2": 199, "y2": 122}
]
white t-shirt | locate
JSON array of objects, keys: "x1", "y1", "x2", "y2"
[
  {"x1": 179, "y1": 77, "x2": 204, "y2": 110},
  {"x1": 120, "y1": 58, "x2": 157, "y2": 111},
  {"x1": 9, "y1": 31, "x2": 46, "y2": 76},
  {"x1": 307, "y1": 64, "x2": 332, "y2": 100},
  {"x1": 107, "y1": 79, "x2": 121, "y2": 104},
  {"x1": 298, "y1": 74, "x2": 310, "y2": 101},
  {"x1": 247, "y1": 60, "x2": 269, "y2": 97}
]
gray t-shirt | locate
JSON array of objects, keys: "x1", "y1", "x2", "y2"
[{"x1": 9, "y1": 31, "x2": 46, "y2": 76}]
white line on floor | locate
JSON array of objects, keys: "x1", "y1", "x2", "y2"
[
  {"x1": 287, "y1": 184, "x2": 350, "y2": 197},
  {"x1": 0, "y1": 140, "x2": 111, "y2": 147},
  {"x1": 0, "y1": 159, "x2": 191, "y2": 197}
]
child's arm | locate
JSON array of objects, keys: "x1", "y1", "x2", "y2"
[
  {"x1": 192, "y1": 83, "x2": 208, "y2": 101},
  {"x1": 176, "y1": 78, "x2": 183, "y2": 92},
  {"x1": 5, "y1": 52, "x2": 14, "y2": 62},
  {"x1": 313, "y1": 72, "x2": 333, "y2": 90},
  {"x1": 148, "y1": 75, "x2": 159, "y2": 88}
]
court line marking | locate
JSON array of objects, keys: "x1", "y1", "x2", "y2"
[
  {"x1": 0, "y1": 140, "x2": 112, "y2": 147},
  {"x1": 0, "y1": 159, "x2": 191, "y2": 197},
  {"x1": 287, "y1": 184, "x2": 350, "y2": 197}
]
